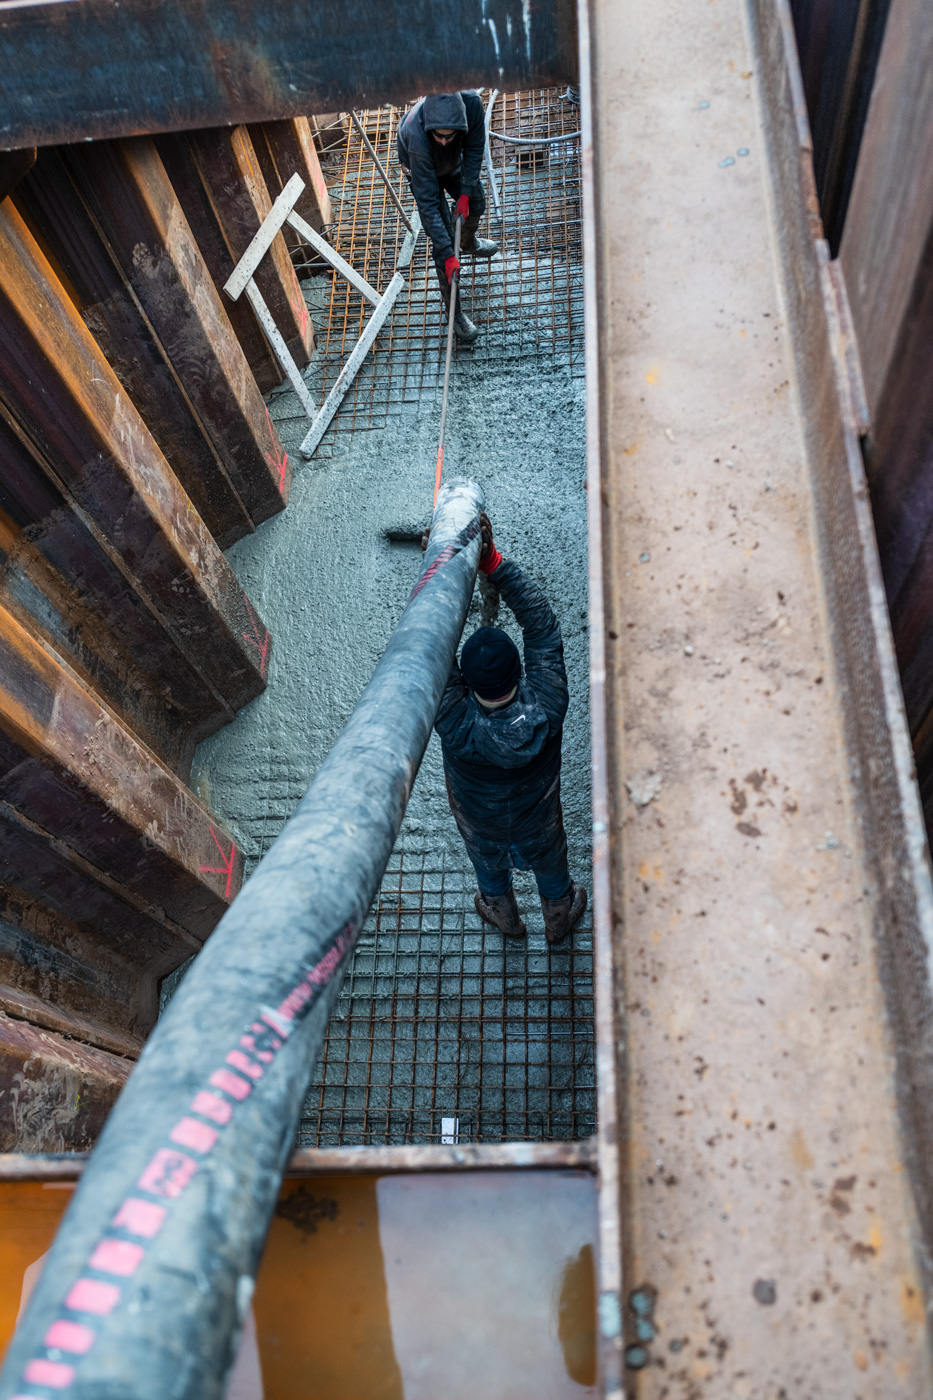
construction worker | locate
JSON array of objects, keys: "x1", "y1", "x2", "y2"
[
  {"x1": 431, "y1": 513, "x2": 587, "y2": 945},
  {"x1": 397, "y1": 90, "x2": 499, "y2": 345}
]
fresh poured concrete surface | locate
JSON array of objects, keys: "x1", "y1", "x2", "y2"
[
  {"x1": 591, "y1": 0, "x2": 932, "y2": 1392},
  {"x1": 192, "y1": 355, "x2": 590, "y2": 897}
]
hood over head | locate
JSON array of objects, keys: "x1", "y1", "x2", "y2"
[{"x1": 422, "y1": 92, "x2": 469, "y2": 132}]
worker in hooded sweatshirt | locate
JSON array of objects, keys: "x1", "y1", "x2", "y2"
[
  {"x1": 431, "y1": 513, "x2": 587, "y2": 945},
  {"x1": 397, "y1": 90, "x2": 499, "y2": 345}
]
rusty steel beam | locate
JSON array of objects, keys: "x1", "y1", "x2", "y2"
[
  {"x1": 155, "y1": 132, "x2": 287, "y2": 394},
  {"x1": 62, "y1": 137, "x2": 293, "y2": 525},
  {"x1": 15, "y1": 150, "x2": 255, "y2": 550},
  {"x1": 0, "y1": 412, "x2": 243, "y2": 777},
  {"x1": 249, "y1": 118, "x2": 334, "y2": 235},
  {"x1": 0, "y1": 1139, "x2": 598, "y2": 1180},
  {"x1": 0, "y1": 201, "x2": 272, "y2": 725},
  {"x1": 0, "y1": 1015, "x2": 132, "y2": 1153},
  {"x1": 0, "y1": 0, "x2": 578, "y2": 151},
  {"x1": 183, "y1": 126, "x2": 314, "y2": 371},
  {"x1": 0, "y1": 599, "x2": 244, "y2": 938}
]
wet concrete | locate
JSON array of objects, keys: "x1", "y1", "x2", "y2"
[{"x1": 191, "y1": 352, "x2": 590, "y2": 917}]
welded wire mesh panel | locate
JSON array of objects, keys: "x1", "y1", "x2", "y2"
[
  {"x1": 277, "y1": 88, "x2": 583, "y2": 451},
  {"x1": 299, "y1": 850, "x2": 595, "y2": 1146}
]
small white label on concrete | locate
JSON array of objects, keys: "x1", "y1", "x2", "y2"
[{"x1": 441, "y1": 1117, "x2": 459, "y2": 1144}]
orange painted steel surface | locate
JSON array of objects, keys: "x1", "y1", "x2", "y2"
[{"x1": 0, "y1": 1171, "x2": 597, "y2": 1399}]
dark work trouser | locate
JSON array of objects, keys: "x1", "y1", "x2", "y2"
[
  {"x1": 446, "y1": 771, "x2": 572, "y2": 900},
  {"x1": 400, "y1": 165, "x2": 487, "y2": 296}
]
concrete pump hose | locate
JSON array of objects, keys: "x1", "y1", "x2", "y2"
[{"x1": 0, "y1": 478, "x2": 485, "y2": 1400}]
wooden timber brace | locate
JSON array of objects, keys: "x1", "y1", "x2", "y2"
[{"x1": 223, "y1": 170, "x2": 421, "y2": 459}]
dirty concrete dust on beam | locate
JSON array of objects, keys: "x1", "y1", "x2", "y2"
[{"x1": 0, "y1": 0, "x2": 578, "y2": 150}]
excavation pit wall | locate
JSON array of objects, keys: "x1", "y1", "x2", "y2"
[{"x1": 186, "y1": 353, "x2": 593, "y2": 1146}]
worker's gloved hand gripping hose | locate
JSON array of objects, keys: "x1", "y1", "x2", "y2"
[{"x1": 0, "y1": 478, "x2": 485, "y2": 1400}]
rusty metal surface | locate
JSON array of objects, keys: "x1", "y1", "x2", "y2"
[
  {"x1": 250, "y1": 118, "x2": 333, "y2": 236},
  {"x1": 66, "y1": 136, "x2": 293, "y2": 524},
  {"x1": 0, "y1": 1139, "x2": 597, "y2": 1180},
  {"x1": 590, "y1": 0, "x2": 933, "y2": 1388},
  {"x1": 14, "y1": 149, "x2": 257, "y2": 550},
  {"x1": 0, "y1": 0, "x2": 578, "y2": 151},
  {"x1": 839, "y1": 0, "x2": 933, "y2": 420},
  {"x1": 185, "y1": 126, "x2": 314, "y2": 369},
  {"x1": 0, "y1": 1015, "x2": 131, "y2": 1153},
  {"x1": 156, "y1": 132, "x2": 285, "y2": 394},
  {"x1": 0, "y1": 598, "x2": 244, "y2": 933},
  {"x1": 0, "y1": 201, "x2": 272, "y2": 723}
]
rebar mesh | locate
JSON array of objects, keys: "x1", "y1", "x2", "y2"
[
  {"x1": 277, "y1": 89, "x2": 584, "y2": 450},
  {"x1": 299, "y1": 851, "x2": 595, "y2": 1147}
]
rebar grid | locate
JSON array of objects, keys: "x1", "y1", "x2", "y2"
[
  {"x1": 280, "y1": 89, "x2": 583, "y2": 449},
  {"x1": 300, "y1": 850, "x2": 595, "y2": 1146}
]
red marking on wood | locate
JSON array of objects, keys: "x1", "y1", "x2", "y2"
[
  {"x1": 263, "y1": 405, "x2": 289, "y2": 493},
  {"x1": 242, "y1": 596, "x2": 270, "y2": 678},
  {"x1": 199, "y1": 825, "x2": 237, "y2": 899}
]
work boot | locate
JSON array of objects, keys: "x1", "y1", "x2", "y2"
[
  {"x1": 540, "y1": 884, "x2": 587, "y2": 946},
  {"x1": 441, "y1": 298, "x2": 480, "y2": 344},
  {"x1": 461, "y1": 234, "x2": 499, "y2": 260},
  {"x1": 475, "y1": 888, "x2": 526, "y2": 940}
]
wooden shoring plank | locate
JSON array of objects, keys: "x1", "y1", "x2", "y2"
[
  {"x1": 839, "y1": 0, "x2": 933, "y2": 421},
  {"x1": 185, "y1": 126, "x2": 314, "y2": 370},
  {"x1": 0, "y1": 201, "x2": 272, "y2": 721},
  {"x1": 0, "y1": 412, "x2": 233, "y2": 777},
  {"x1": 0, "y1": 598, "x2": 244, "y2": 939},
  {"x1": 287, "y1": 209, "x2": 381, "y2": 306},
  {"x1": 14, "y1": 149, "x2": 255, "y2": 550},
  {"x1": 155, "y1": 132, "x2": 284, "y2": 394},
  {"x1": 250, "y1": 118, "x2": 334, "y2": 234},
  {"x1": 0, "y1": 0, "x2": 578, "y2": 150},
  {"x1": 0, "y1": 1015, "x2": 131, "y2": 1152},
  {"x1": 63, "y1": 137, "x2": 292, "y2": 528},
  {"x1": 224, "y1": 174, "x2": 305, "y2": 304}
]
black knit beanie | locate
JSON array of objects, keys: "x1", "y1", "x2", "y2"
[{"x1": 460, "y1": 628, "x2": 521, "y2": 700}]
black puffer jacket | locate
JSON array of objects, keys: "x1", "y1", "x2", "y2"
[
  {"x1": 435, "y1": 558, "x2": 568, "y2": 839},
  {"x1": 396, "y1": 90, "x2": 486, "y2": 262}
]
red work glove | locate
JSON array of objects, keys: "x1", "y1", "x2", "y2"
[
  {"x1": 479, "y1": 512, "x2": 502, "y2": 574},
  {"x1": 445, "y1": 255, "x2": 460, "y2": 283},
  {"x1": 456, "y1": 194, "x2": 470, "y2": 220}
]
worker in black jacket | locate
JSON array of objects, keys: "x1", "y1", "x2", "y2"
[
  {"x1": 432, "y1": 514, "x2": 587, "y2": 945},
  {"x1": 397, "y1": 90, "x2": 499, "y2": 345}
]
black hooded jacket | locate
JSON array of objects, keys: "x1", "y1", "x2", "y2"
[
  {"x1": 396, "y1": 91, "x2": 486, "y2": 262},
  {"x1": 435, "y1": 559, "x2": 568, "y2": 841}
]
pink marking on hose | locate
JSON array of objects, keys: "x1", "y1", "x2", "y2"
[
  {"x1": 252, "y1": 1020, "x2": 283, "y2": 1048},
  {"x1": 169, "y1": 1117, "x2": 219, "y2": 1154},
  {"x1": 240, "y1": 1034, "x2": 275, "y2": 1063},
  {"x1": 242, "y1": 597, "x2": 270, "y2": 678},
  {"x1": 113, "y1": 1198, "x2": 166, "y2": 1238},
  {"x1": 44, "y1": 1321, "x2": 95, "y2": 1355},
  {"x1": 88, "y1": 1239, "x2": 145, "y2": 1277},
  {"x1": 209, "y1": 1067, "x2": 252, "y2": 1100},
  {"x1": 199, "y1": 826, "x2": 237, "y2": 900},
  {"x1": 64, "y1": 1279, "x2": 120, "y2": 1316},
  {"x1": 191, "y1": 1090, "x2": 232, "y2": 1125},
  {"x1": 24, "y1": 1359, "x2": 75, "y2": 1388},
  {"x1": 138, "y1": 1148, "x2": 198, "y2": 1199},
  {"x1": 226, "y1": 1050, "x2": 262, "y2": 1080}
]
